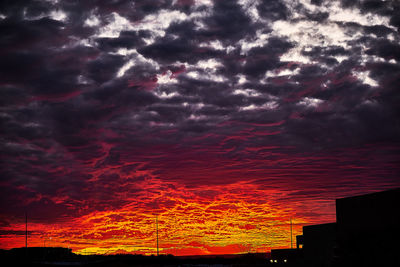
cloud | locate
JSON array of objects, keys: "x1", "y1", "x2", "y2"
[
  {"x1": 0, "y1": 0, "x2": 399, "y2": 254},
  {"x1": 257, "y1": 0, "x2": 290, "y2": 21}
]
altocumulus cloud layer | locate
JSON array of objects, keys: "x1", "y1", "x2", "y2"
[{"x1": 0, "y1": 0, "x2": 399, "y2": 254}]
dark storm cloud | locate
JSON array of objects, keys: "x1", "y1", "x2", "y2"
[
  {"x1": 0, "y1": 85, "x2": 28, "y2": 106},
  {"x1": 96, "y1": 30, "x2": 149, "y2": 50},
  {"x1": 0, "y1": 0, "x2": 399, "y2": 229},
  {"x1": 0, "y1": 17, "x2": 65, "y2": 52},
  {"x1": 363, "y1": 24, "x2": 394, "y2": 37},
  {"x1": 301, "y1": 45, "x2": 350, "y2": 58},
  {"x1": 369, "y1": 61, "x2": 400, "y2": 80},
  {"x1": 366, "y1": 39, "x2": 400, "y2": 60},
  {"x1": 340, "y1": 0, "x2": 400, "y2": 30},
  {"x1": 87, "y1": 54, "x2": 125, "y2": 83},
  {"x1": 0, "y1": 50, "x2": 43, "y2": 84},
  {"x1": 257, "y1": 0, "x2": 290, "y2": 21},
  {"x1": 0, "y1": 0, "x2": 50, "y2": 18},
  {"x1": 305, "y1": 11, "x2": 329, "y2": 22},
  {"x1": 243, "y1": 37, "x2": 294, "y2": 78},
  {"x1": 138, "y1": 36, "x2": 221, "y2": 64},
  {"x1": 310, "y1": 0, "x2": 324, "y2": 5},
  {"x1": 202, "y1": 1, "x2": 254, "y2": 42},
  {"x1": 165, "y1": 20, "x2": 198, "y2": 40}
]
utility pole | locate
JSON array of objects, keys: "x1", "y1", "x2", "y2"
[
  {"x1": 25, "y1": 212, "x2": 28, "y2": 249},
  {"x1": 156, "y1": 215, "x2": 159, "y2": 256},
  {"x1": 290, "y1": 218, "x2": 293, "y2": 249}
]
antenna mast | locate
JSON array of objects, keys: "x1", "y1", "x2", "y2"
[
  {"x1": 156, "y1": 215, "x2": 159, "y2": 256},
  {"x1": 290, "y1": 218, "x2": 293, "y2": 249},
  {"x1": 25, "y1": 212, "x2": 28, "y2": 249}
]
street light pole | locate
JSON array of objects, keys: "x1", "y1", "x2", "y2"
[
  {"x1": 290, "y1": 218, "x2": 293, "y2": 249},
  {"x1": 156, "y1": 215, "x2": 159, "y2": 256},
  {"x1": 25, "y1": 212, "x2": 28, "y2": 249}
]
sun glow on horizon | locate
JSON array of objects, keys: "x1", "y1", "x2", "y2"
[{"x1": 1, "y1": 181, "x2": 310, "y2": 255}]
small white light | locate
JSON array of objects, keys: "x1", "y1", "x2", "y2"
[
  {"x1": 274, "y1": 259, "x2": 277, "y2": 263},
  {"x1": 284, "y1": 259, "x2": 287, "y2": 262},
  {"x1": 270, "y1": 259, "x2": 273, "y2": 263}
]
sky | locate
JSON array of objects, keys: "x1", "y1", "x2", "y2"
[{"x1": 0, "y1": 0, "x2": 400, "y2": 256}]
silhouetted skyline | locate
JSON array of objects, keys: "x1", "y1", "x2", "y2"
[{"x1": 2, "y1": 188, "x2": 399, "y2": 266}]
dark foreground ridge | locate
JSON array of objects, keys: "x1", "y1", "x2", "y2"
[
  {"x1": 0, "y1": 249, "x2": 272, "y2": 267},
  {"x1": 1, "y1": 188, "x2": 399, "y2": 267}
]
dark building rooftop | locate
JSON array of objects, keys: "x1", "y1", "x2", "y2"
[
  {"x1": 336, "y1": 187, "x2": 400, "y2": 231},
  {"x1": 335, "y1": 188, "x2": 400, "y2": 267},
  {"x1": 300, "y1": 223, "x2": 337, "y2": 267},
  {"x1": 292, "y1": 188, "x2": 400, "y2": 267}
]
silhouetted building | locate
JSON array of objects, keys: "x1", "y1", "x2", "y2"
[
  {"x1": 292, "y1": 188, "x2": 400, "y2": 267},
  {"x1": 335, "y1": 188, "x2": 400, "y2": 267},
  {"x1": 297, "y1": 222, "x2": 337, "y2": 267}
]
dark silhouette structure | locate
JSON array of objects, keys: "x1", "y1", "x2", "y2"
[
  {"x1": 0, "y1": 247, "x2": 75, "y2": 266},
  {"x1": 156, "y1": 215, "x2": 159, "y2": 256},
  {"x1": 335, "y1": 187, "x2": 400, "y2": 267},
  {"x1": 297, "y1": 223, "x2": 337, "y2": 267},
  {"x1": 295, "y1": 188, "x2": 400, "y2": 267},
  {"x1": 25, "y1": 212, "x2": 28, "y2": 249},
  {"x1": 0, "y1": 249, "x2": 272, "y2": 266}
]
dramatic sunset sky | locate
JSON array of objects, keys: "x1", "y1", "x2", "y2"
[{"x1": 1, "y1": 0, "x2": 399, "y2": 255}]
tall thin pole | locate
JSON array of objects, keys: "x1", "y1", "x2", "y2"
[
  {"x1": 290, "y1": 218, "x2": 293, "y2": 249},
  {"x1": 156, "y1": 216, "x2": 159, "y2": 256},
  {"x1": 25, "y1": 212, "x2": 28, "y2": 249}
]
